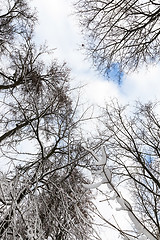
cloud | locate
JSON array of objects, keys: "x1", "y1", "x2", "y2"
[
  {"x1": 121, "y1": 64, "x2": 160, "y2": 103},
  {"x1": 32, "y1": 0, "x2": 82, "y2": 64},
  {"x1": 32, "y1": 0, "x2": 160, "y2": 110}
]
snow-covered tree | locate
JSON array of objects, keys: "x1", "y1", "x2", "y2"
[
  {"x1": 83, "y1": 100, "x2": 160, "y2": 240},
  {"x1": 0, "y1": 168, "x2": 95, "y2": 240},
  {"x1": 0, "y1": 1, "x2": 97, "y2": 239}
]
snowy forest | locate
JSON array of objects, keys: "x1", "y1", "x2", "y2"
[{"x1": 0, "y1": 0, "x2": 159, "y2": 240}]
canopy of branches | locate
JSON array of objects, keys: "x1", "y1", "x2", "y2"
[
  {"x1": 0, "y1": 1, "x2": 96, "y2": 239},
  {"x1": 75, "y1": 0, "x2": 160, "y2": 73},
  {"x1": 83, "y1": 100, "x2": 160, "y2": 239}
]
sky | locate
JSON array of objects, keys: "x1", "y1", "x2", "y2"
[
  {"x1": 31, "y1": 0, "x2": 160, "y2": 107},
  {"x1": 30, "y1": 0, "x2": 160, "y2": 239}
]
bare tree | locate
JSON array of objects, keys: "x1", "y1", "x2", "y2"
[
  {"x1": 0, "y1": 0, "x2": 36, "y2": 54},
  {"x1": 75, "y1": 0, "x2": 160, "y2": 73},
  {"x1": 83, "y1": 100, "x2": 160, "y2": 240},
  {"x1": 0, "y1": 39, "x2": 98, "y2": 240},
  {"x1": 0, "y1": 1, "x2": 99, "y2": 239}
]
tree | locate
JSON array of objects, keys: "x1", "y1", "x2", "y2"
[
  {"x1": 83, "y1": 100, "x2": 160, "y2": 240},
  {"x1": 0, "y1": 0, "x2": 36, "y2": 54},
  {"x1": 0, "y1": 168, "x2": 95, "y2": 239},
  {"x1": 75, "y1": 0, "x2": 160, "y2": 73},
  {"x1": 0, "y1": 1, "x2": 98, "y2": 239}
]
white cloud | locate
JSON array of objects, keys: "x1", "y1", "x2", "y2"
[
  {"x1": 121, "y1": 64, "x2": 160, "y2": 103},
  {"x1": 32, "y1": 0, "x2": 82, "y2": 64}
]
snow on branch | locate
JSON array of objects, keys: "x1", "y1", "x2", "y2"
[
  {"x1": 83, "y1": 146, "x2": 157, "y2": 240},
  {"x1": 83, "y1": 146, "x2": 107, "y2": 166}
]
